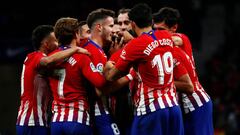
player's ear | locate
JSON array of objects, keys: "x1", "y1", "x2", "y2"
[
  {"x1": 40, "y1": 38, "x2": 48, "y2": 48},
  {"x1": 171, "y1": 24, "x2": 178, "y2": 33},
  {"x1": 131, "y1": 21, "x2": 136, "y2": 30},
  {"x1": 96, "y1": 23, "x2": 102, "y2": 32}
]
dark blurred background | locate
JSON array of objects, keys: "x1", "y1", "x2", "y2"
[{"x1": 0, "y1": 0, "x2": 239, "y2": 134}]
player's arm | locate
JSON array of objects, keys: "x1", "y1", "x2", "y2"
[
  {"x1": 40, "y1": 46, "x2": 90, "y2": 66},
  {"x1": 174, "y1": 74, "x2": 193, "y2": 94},
  {"x1": 104, "y1": 61, "x2": 126, "y2": 81},
  {"x1": 81, "y1": 56, "x2": 106, "y2": 88},
  {"x1": 102, "y1": 71, "x2": 134, "y2": 95},
  {"x1": 81, "y1": 56, "x2": 130, "y2": 95},
  {"x1": 173, "y1": 58, "x2": 193, "y2": 94}
]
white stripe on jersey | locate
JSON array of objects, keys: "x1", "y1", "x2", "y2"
[
  {"x1": 21, "y1": 64, "x2": 26, "y2": 96},
  {"x1": 19, "y1": 101, "x2": 29, "y2": 125},
  {"x1": 182, "y1": 94, "x2": 195, "y2": 113},
  {"x1": 17, "y1": 101, "x2": 23, "y2": 118},
  {"x1": 37, "y1": 89, "x2": 44, "y2": 126},
  {"x1": 94, "y1": 103, "x2": 101, "y2": 116},
  {"x1": 86, "y1": 112, "x2": 90, "y2": 125},
  {"x1": 28, "y1": 109, "x2": 35, "y2": 126},
  {"x1": 59, "y1": 105, "x2": 65, "y2": 122},
  {"x1": 200, "y1": 90, "x2": 210, "y2": 102},
  {"x1": 67, "y1": 103, "x2": 74, "y2": 121},
  {"x1": 157, "y1": 97, "x2": 165, "y2": 109},
  {"x1": 165, "y1": 91, "x2": 173, "y2": 107},
  {"x1": 77, "y1": 103, "x2": 83, "y2": 123},
  {"x1": 170, "y1": 87, "x2": 178, "y2": 105},
  {"x1": 192, "y1": 92, "x2": 203, "y2": 107},
  {"x1": 52, "y1": 104, "x2": 58, "y2": 122},
  {"x1": 148, "y1": 88, "x2": 156, "y2": 112},
  {"x1": 139, "y1": 83, "x2": 146, "y2": 115}
]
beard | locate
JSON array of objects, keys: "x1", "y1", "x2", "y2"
[{"x1": 102, "y1": 39, "x2": 112, "y2": 58}]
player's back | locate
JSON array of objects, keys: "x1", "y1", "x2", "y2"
[
  {"x1": 173, "y1": 46, "x2": 210, "y2": 113},
  {"x1": 119, "y1": 30, "x2": 178, "y2": 115},
  {"x1": 49, "y1": 49, "x2": 104, "y2": 125},
  {"x1": 137, "y1": 30, "x2": 174, "y2": 89},
  {"x1": 17, "y1": 51, "x2": 51, "y2": 126},
  {"x1": 50, "y1": 53, "x2": 88, "y2": 104}
]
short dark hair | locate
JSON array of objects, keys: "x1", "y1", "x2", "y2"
[
  {"x1": 79, "y1": 20, "x2": 87, "y2": 27},
  {"x1": 153, "y1": 7, "x2": 181, "y2": 28},
  {"x1": 114, "y1": 18, "x2": 118, "y2": 24},
  {"x1": 86, "y1": 8, "x2": 115, "y2": 29},
  {"x1": 79, "y1": 20, "x2": 87, "y2": 35},
  {"x1": 128, "y1": 3, "x2": 152, "y2": 28},
  {"x1": 32, "y1": 25, "x2": 54, "y2": 50},
  {"x1": 54, "y1": 17, "x2": 80, "y2": 45},
  {"x1": 118, "y1": 8, "x2": 130, "y2": 15}
]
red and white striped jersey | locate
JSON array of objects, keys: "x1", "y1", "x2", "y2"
[
  {"x1": 16, "y1": 51, "x2": 52, "y2": 126},
  {"x1": 116, "y1": 30, "x2": 179, "y2": 116},
  {"x1": 173, "y1": 46, "x2": 210, "y2": 114},
  {"x1": 49, "y1": 48, "x2": 106, "y2": 125},
  {"x1": 83, "y1": 40, "x2": 110, "y2": 116},
  {"x1": 172, "y1": 33, "x2": 195, "y2": 65}
]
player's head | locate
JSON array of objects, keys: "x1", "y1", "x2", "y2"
[
  {"x1": 129, "y1": 3, "x2": 152, "y2": 32},
  {"x1": 117, "y1": 8, "x2": 131, "y2": 32},
  {"x1": 113, "y1": 18, "x2": 120, "y2": 35},
  {"x1": 79, "y1": 21, "x2": 91, "y2": 39},
  {"x1": 111, "y1": 18, "x2": 121, "y2": 42},
  {"x1": 32, "y1": 25, "x2": 58, "y2": 53},
  {"x1": 54, "y1": 17, "x2": 81, "y2": 46},
  {"x1": 153, "y1": 7, "x2": 181, "y2": 32},
  {"x1": 87, "y1": 8, "x2": 115, "y2": 43}
]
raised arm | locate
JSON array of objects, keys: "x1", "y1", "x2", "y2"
[{"x1": 40, "y1": 47, "x2": 90, "y2": 66}]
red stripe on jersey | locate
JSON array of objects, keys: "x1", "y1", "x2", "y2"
[{"x1": 24, "y1": 104, "x2": 32, "y2": 125}]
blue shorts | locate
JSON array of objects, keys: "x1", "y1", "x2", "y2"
[
  {"x1": 94, "y1": 114, "x2": 120, "y2": 135},
  {"x1": 184, "y1": 100, "x2": 214, "y2": 135},
  {"x1": 131, "y1": 106, "x2": 184, "y2": 135},
  {"x1": 51, "y1": 122, "x2": 92, "y2": 135},
  {"x1": 16, "y1": 125, "x2": 50, "y2": 135}
]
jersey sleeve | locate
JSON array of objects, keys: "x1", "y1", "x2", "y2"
[
  {"x1": 173, "y1": 50, "x2": 188, "y2": 79},
  {"x1": 35, "y1": 52, "x2": 46, "y2": 69},
  {"x1": 80, "y1": 54, "x2": 106, "y2": 88},
  {"x1": 115, "y1": 39, "x2": 143, "y2": 72},
  {"x1": 109, "y1": 49, "x2": 122, "y2": 63}
]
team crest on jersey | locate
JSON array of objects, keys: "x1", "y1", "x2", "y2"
[
  {"x1": 90, "y1": 62, "x2": 98, "y2": 72},
  {"x1": 96, "y1": 63, "x2": 103, "y2": 73}
]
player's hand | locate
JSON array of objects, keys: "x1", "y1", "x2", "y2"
[
  {"x1": 76, "y1": 47, "x2": 91, "y2": 56},
  {"x1": 172, "y1": 36, "x2": 183, "y2": 46},
  {"x1": 109, "y1": 36, "x2": 124, "y2": 55},
  {"x1": 104, "y1": 61, "x2": 115, "y2": 71}
]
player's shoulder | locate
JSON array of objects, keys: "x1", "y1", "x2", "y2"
[
  {"x1": 173, "y1": 46, "x2": 185, "y2": 54},
  {"x1": 126, "y1": 35, "x2": 149, "y2": 47},
  {"x1": 72, "y1": 53, "x2": 90, "y2": 61},
  {"x1": 175, "y1": 33, "x2": 189, "y2": 39},
  {"x1": 27, "y1": 51, "x2": 45, "y2": 60}
]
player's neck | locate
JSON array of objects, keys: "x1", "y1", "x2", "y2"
[
  {"x1": 39, "y1": 45, "x2": 49, "y2": 55},
  {"x1": 89, "y1": 34, "x2": 103, "y2": 48},
  {"x1": 69, "y1": 39, "x2": 78, "y2": 48},
  {"x1": 136, "y1": 26, "x2": 152, "y2": 36}
]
